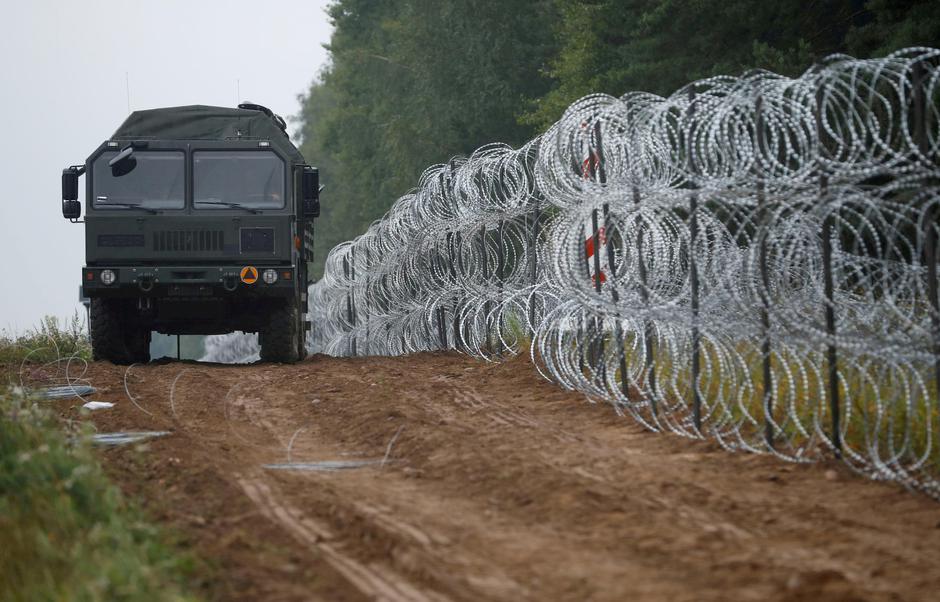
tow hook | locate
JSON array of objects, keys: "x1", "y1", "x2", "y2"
[
  {"x1": 138, "y1": 275, "x2": 154, "y2": 292},
  {"x1": 223, "y1": 274, "x2": 238, "y2": 292}
]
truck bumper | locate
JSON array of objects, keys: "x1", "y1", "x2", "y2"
[{"x1": 82, "y1": 265, "x2": 297, "y2": 298}]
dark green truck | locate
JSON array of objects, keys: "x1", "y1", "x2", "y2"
[{"x1": 61, "y1": 104, "x2": 320, "y2": 364}]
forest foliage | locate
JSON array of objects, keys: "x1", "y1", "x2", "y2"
[{"x1": 296, "y1": 0, "x2": 940, "y2": 278}]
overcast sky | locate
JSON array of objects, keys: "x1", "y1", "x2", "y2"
[{"x1": 0, "y1": 0, "x2": 332, "y2": 333}]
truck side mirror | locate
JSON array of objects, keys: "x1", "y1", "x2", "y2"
[
  {"x1": 62, "y1": 168, "x2": 80, "y2": 200},
  {"x1": 63, "y1": 200, "x2": 81, "y2": 220},
  {"x1": 62, "y1": 166, "x2": 84, "y2": 220},
  {"x1": 302, "y1": 166, "x2": 320, "y2": 218},
  {"x1": 109, "y1": 145, "x2": 137, "y2": 177}
]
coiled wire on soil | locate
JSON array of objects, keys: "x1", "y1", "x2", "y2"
[{"x1": 218, "y1": 48, "x2": 940, "y2": 497}]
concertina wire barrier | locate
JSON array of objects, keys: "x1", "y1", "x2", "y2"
[{"x1": 205, "y1": 48, "x2": 940, "y2": 497}]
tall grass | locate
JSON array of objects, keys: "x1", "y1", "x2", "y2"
[
  {"x1": 596, "y1": 332, "x2": 939, "y2": 475},
  {"x1": 0, "y1": 388, "x2": 202, "y2": 601},
  {"x1": 0, "y1": 314, "x2": 92, "y2": 366}
]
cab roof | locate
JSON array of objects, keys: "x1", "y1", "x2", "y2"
[{"x1": 111, "y1": 105, "x2": 304, "y2": 162}]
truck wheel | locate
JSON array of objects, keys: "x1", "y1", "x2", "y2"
[
  {"x1": 126, "y1": 327, "x2": 152, "y2": 364},
  {"x1": 90, "y1": 299, "x2": 151, "y2": 365},
  {"x1": 260, "y1": 300, "x2": 300, "y2": 363},
  {"x1": 297, "y1": 323, "x2": 308, "y2": 362},
  {"x1": 297, "y1": 305, "x2": 308, "y2": 362}
]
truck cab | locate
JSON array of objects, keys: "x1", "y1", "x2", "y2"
[{"x1": 61, "y1": 104, "x2": 319, "y2": 364}]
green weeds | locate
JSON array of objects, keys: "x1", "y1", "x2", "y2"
[
  {"x1": 0, "y1": 389, "x2": 202, "y2": 601},
  {"x1": 0, "y1": 314, "x2": 92, "y2": 366}
]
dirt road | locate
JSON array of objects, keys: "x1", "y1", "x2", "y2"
[{"x1": 48, "y1": 353, "x2": 940, "y2": 601}]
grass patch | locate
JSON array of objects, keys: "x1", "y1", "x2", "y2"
[
  {"x1": 0, "y1": 388, "x2": 202, "y2": 601},
  {"x1": 0, "y1": 314, "x2": 92, "y2": 366},
  {"x1": 501, "y1": 309, "x2": 532, "y2": 354},
  {"x1": 595, "y1": 330, "x2": 940, "y2": 474}
]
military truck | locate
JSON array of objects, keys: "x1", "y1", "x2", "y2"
[{"x1": 61, "y1": 103, "x2": 320, "y2": 364}]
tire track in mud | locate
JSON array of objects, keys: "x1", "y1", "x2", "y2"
[
  {"x1": 236, "y1": 475, "x2": 448, "y2": 602},
  {"x1": 46, "y1": 353, "x2": 940, "y2": 602}
]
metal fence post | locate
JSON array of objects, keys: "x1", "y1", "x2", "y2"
[
  {"x1": 497, "y1": 219, "x2": 506, "y2": 355},
  {"x1": 433, "y1": 170, "x2": 450, "y2": 352},
  {"x1": 528, "y1": 195, "x2": 541, "y2": 330},
  {"x1": 756, "y1": 94, "x2": 775, "y2": 448},
  {"x1": 365, "y1": 246, "x2": 372, "y2": 356},
  {"x1": 590, "y1": 208, "x2": 605, "y2": 376},
  {"x1": 480, "y1": 224, "x2": 492, "y2": 355},
  {"x1": 816, "y1": 83, "x2": 841, "y2": 454},
  {"x1": 913, "y1": 60, "x2": 940, "y2": 408},
  {"x1": 603, "y1": 203, "x2": 629, "y2": 399},
  {"x1": 579, "y1": 222, "x2": 590, "y2": 373},
  {"x1": 592, "y1": 122, "x2": 609, "y2": 379},
  {"x1": 635, "y1": 186, "x2": 657, "y2": 415},
  {"x1": 453, "y1": 230, "x2": 464, "y2": 352},
  {"x1": 351, "y1": 246, "x2": 358, "y2": 356},
  {"x1": 343, "y1": 252, "x2": 356, "y2": 357},
  {"x1": 437, "y1": 239, "x2": 449, "y2": 350},
  {"x1": 688, "y1": 88, "x2": 702, "y2": 433},
  {"x1": 448, "y1": 162, "x2": 464, "y2": 354}
]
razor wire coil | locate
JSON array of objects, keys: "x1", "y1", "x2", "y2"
[{"x1": 206, "y1": 47, "x2": 940, "y2": 497}]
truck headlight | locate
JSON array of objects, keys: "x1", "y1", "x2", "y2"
[
  {"x1": 262, "y1": 269, "x2": 278, "y2": 284},
  {"x1": 100, "y1": 269, "x2": 116, "y2": 285}
]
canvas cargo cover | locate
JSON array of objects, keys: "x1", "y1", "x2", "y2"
[{"x1": 111, "y1": 105, "x2": 303, "y2": 161}]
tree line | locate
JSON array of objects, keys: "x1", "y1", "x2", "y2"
[{"x1": 296, "y1": 0, "x2": 939, "y2": 279}]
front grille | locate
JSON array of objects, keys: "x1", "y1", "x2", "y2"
[
  {"x1": 98, "y1": 234, "x2": 144, "y2": 247},
  {"x1": 154, "y1": 230, "x2": 224, "y2": 252}
]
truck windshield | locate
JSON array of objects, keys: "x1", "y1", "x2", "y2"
[
  {"x1": 193, "y1": 150, "x2": 285, "y2": 210},
  {"x1": 93, "y1": 150, "x2": 185, "y2": 210}
]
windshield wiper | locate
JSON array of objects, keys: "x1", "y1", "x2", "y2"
[
  {"x1": 194, "y1": 200, "x2": 261, "y2": 214},
  {"x1": 96, "y1": 200, "x2": 158, "y2": 214}
]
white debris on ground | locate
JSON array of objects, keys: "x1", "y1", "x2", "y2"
[
  {"x1": 82, "y1": 401, "x2": 115, "y2": 411},
  {"x1": 92, "y1": 431, "x2": 171, "y2": 446}
]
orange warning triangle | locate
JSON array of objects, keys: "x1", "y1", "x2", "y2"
[{"x1": 240, "y1": 266, "x2": 258, "y2": 284}]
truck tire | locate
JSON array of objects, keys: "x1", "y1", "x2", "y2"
[
  {"x1": 260, "y1": 300, "x2": 301, "y2": 363},
  {"x1": 296, "y1": 298, "x2": 308, "y2": 362},
  {"x1": 297, "y1": 318, "x2": 308, "y2": 362},
  {"x1": 126, "y1": 327, "x2": 152, "y2": 364},
  {"x1": 90, "y1": 299, "x2": 151, "y2": 365}
]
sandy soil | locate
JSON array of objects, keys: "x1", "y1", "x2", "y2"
[{"x1": 42, "y1": 352, "x2": 940, "y2": 601}]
